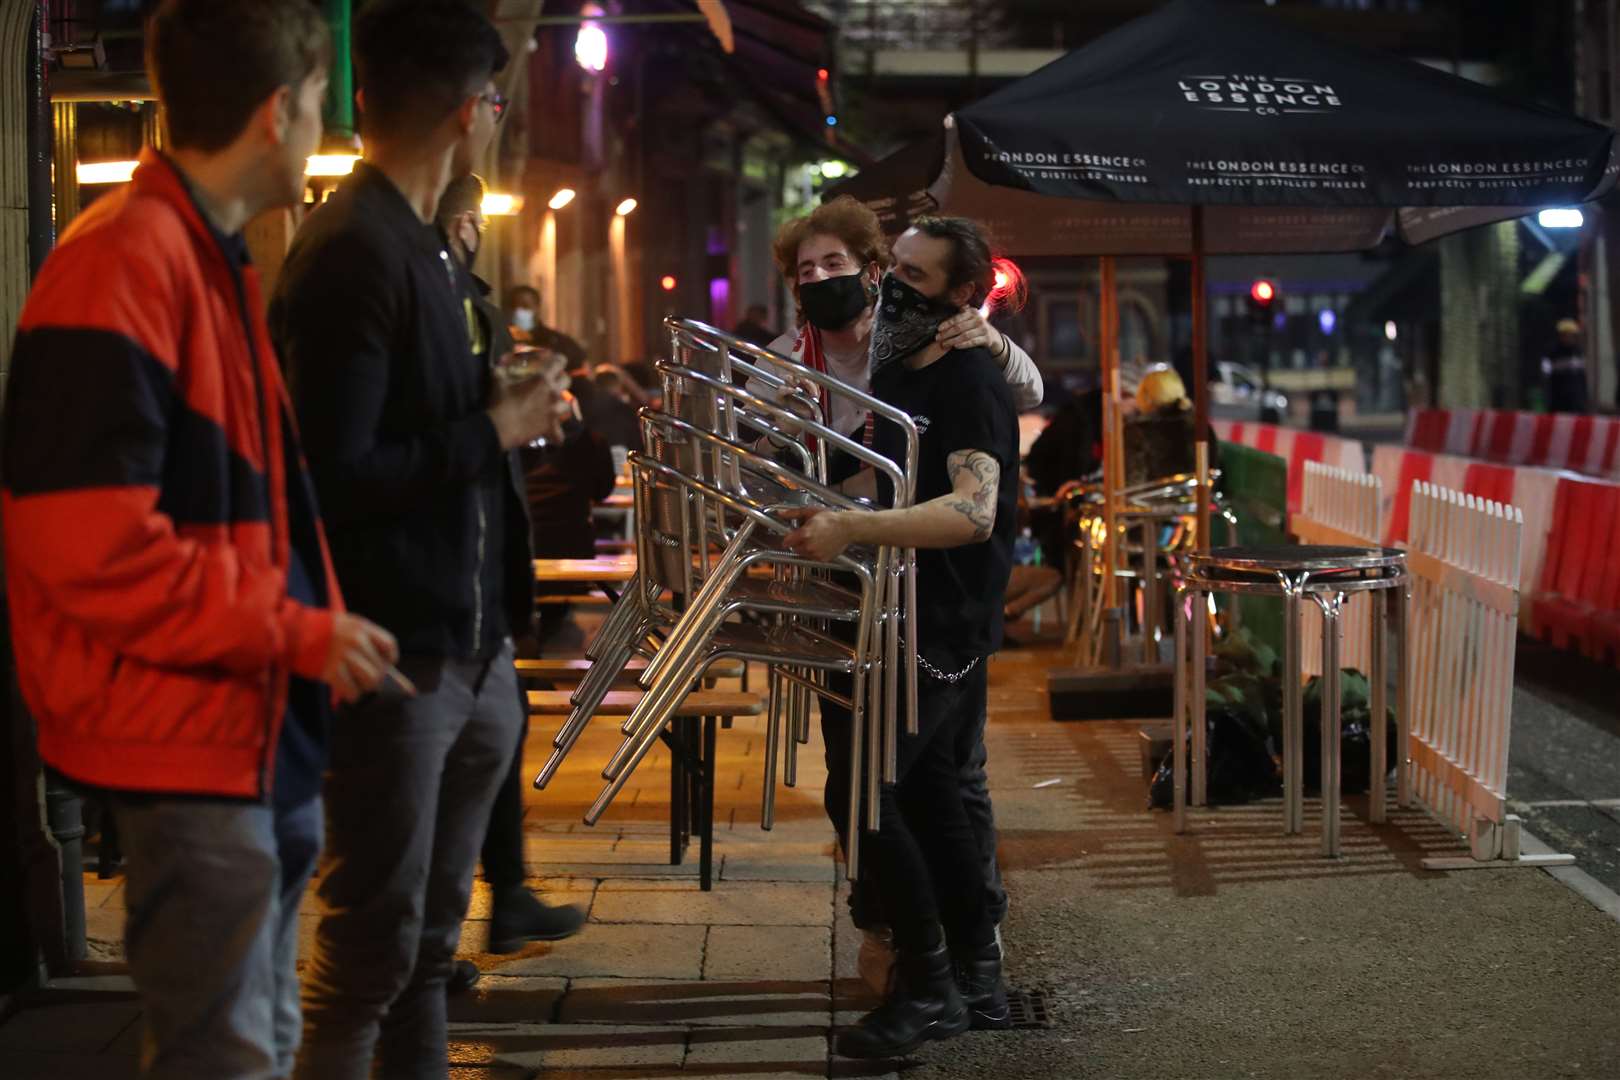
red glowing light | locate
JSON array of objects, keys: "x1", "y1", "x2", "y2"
[
  {"x1": 660, "y1": 275, "x2": 678, "y2": 292},
  {"x1": 986, "y1": 257, "x2": 1027, "y2": 313},
  {"x1": 1250, "y1": 279, "x2": 1276, "y2": 304},
  {"x1": 817, "y1": 67, "x2": 830, "y2": 81}
]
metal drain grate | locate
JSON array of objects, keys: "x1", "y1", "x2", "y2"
[{"x1": 1006, "y1": 988, "x2": 1053, "y2": 1029}]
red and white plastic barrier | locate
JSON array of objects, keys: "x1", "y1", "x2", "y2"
[
  {"x1": 1406, "y1": 408, "x2": 1620, "y2": 479},
  {"x1": 1372, "y1": 444, "x2": 1570, "y2": 619},
  {"x1": 1211, "y1": 420, "x2": 1367, "y2": 513}
]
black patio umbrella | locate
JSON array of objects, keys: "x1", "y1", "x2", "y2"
[
  {"x1": 838, "y1": 0, "x2": 1615, "y2": 260},
  {"x1": 827, "y1": 0, "x2": 1615, "y2": 665}
]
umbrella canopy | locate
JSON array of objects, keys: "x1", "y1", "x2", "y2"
[{"x1": 831, "y1": 0, "x2": 1616, "y2": 256}]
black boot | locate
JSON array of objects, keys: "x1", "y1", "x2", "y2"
[
  {"x1": 953, "y1": 939, "x2": 1010, "y2": 1030},
  {"x1": 835, "y1": 940, "x2": 970, "y2": 1059},
  {"x1": 446, "y1": 959, "x2": 481, "y2": 996},
  {"x1": 488, "y1": 885, "x2": 586, "y2": 953}
]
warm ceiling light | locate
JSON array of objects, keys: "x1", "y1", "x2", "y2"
[
  {"x1": 305, "y1": 154, "x2": 360, "y2": 177},
  {"x1": 76, "y1": 160, "x2": 137, "y2": 185},
  {"x1": 548, "y1": 187, "x2": 577, "y2": 210},
  {"x1": 482, "y1": 193, "x2": 524, "y2": 216},
  {"x1": 615, "y1": 197, "x2": 638, "y2": 217}
]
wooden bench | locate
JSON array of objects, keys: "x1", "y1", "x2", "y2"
[
  {"x1": 515, "y1": 657, "x2": 746, "y2": 688},
  {"x1": 527, "y1": 686, "x2": 765, "y2": 891}
]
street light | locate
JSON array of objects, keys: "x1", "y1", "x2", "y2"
[
  {"x1": 575, "y1": 3, "x2": 608, "y2": 73},
  {"x1": 615, "y1": 197, "x2": 638, "y2": 217},
  {"x1": 548, "y1": 187, "x2": 577, "y2": 210},
  {"x1": 1384, "y1": 321, "x2": 1399, "y2": 342},
  {"x1": 1537, "y1": 207, "x2": 1584, "y2": 229}
]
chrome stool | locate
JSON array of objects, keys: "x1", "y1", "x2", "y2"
[{"x1": 1173, "y1": 545, "x2": 1409, "y2": 856}]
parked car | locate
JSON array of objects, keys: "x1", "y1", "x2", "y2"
[{"x1": 1211, "y1": 361, "x2": 1289, "y2": 420}]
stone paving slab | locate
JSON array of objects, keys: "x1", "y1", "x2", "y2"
[
  {"x1": 488, "y1": 922, "x2": 707, "y2": 980},
  {"x1": 446, "y1": 1022, "x2": 687, "y2": 1072},
  {"x1": 558, "y1": 978, "x2": 831, "y2": 1028},
  {"x1": 703, "y1": 925, "x2": 831, "y2": 984},
  {"x1": 591, "y1": 880, "x2": 834, "y2": 926},
  {"x1": 447, "y1": 975, "x2": 569, "y2": 1024},
  {"x1": 0, "y1": 999, "x2": 139, "y2": 1054},
  {"x1": 684, "y1": 1024, "x2": 830, "y2": 1073},
  {"x1": 0, "y1": 1051, "x2": 138, "y2": 1080}
]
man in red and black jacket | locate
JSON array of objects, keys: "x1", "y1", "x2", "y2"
[{"x1": 0, "y1": 2, "x2": 397, "y2": 1076}]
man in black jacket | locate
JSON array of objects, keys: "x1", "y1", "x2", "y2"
[{"x1": 270, "y1": 3, "x2": 564, "y2": 1076}]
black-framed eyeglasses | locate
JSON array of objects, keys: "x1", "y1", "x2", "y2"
[{"x1": 481, "y1": 90, "x2": 509, "y2": 122}]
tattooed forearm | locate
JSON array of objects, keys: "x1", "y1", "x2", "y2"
[{"x1": 946, "y1": 449, "x2": 1000, "y2": 540}]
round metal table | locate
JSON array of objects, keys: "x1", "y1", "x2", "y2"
[{"x1": 1173, "y1": 544, "x2": 1410, "y2": 856}]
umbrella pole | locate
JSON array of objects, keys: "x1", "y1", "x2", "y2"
[
  {"x1": 1100, "y1": 254, "x2": 1123, "y2": 666},
  {"x1": 1191, "y1": 205, "x2": 1212, "y2": 552}
]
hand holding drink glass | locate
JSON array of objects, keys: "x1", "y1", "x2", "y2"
[{"x1": 488, "y1": 344, "x2": 574, "y2": 448}]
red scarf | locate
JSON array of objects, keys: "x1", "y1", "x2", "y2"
[{"x1": 793, "y1": 322, "x2": 875, "y2": 449}]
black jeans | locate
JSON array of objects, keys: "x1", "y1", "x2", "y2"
[
  {"x1": 870, "y1": 662, "x2": 995, "y2": 955},
  {"x1": 479, "y1": 710, "x2": 529, "y2": 890},
  {"x1": 821, "y1": 673, "x2": 1007, "y2": 931}
]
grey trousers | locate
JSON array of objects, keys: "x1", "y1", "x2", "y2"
[
  {"x1": 294, "y1": 642, "x2": 522, "y2": 1080},
  {"x1": 112, "y1": 793, "x2": 321, "y2": 1080}
]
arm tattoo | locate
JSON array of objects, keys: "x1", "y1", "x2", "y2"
[{"x1": 946, "y1": 449, "x2": 1001, "y2": 540}]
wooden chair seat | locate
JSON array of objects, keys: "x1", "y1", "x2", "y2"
[{"x1": 527, "y1": 689, "x2": 763, "y2": 718}]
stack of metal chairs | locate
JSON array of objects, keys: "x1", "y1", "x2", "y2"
[
  {"x1": 532, "y1": 318, "x2": 919, "y2": 877},
  {"x1": 1064, "y1": 472, "x2": 1239, "y2": 664}
]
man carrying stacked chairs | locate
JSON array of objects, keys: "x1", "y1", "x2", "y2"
[{"x1": 530, "y1": 216, "x2": 1021, "y2": 1059}]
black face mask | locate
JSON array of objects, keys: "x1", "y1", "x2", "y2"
[
  {"x1": 798, "y1": 271, "x2": 874, "y2": 331},
  {"x1": 869, "y1": 272, "x2": 958, "y2": 373}
]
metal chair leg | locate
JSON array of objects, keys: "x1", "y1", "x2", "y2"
[
  {"x1": 1284, "y1": 590, "x2": 1304, "y2": 834},
  {"x1": 1173, "y1": 588, "x2": 1188, "y2": 834},
  {"x1": 1190, "y1": 588, "x2": 1207, "y2": 807}
]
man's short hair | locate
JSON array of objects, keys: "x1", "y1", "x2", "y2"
[
  {"x1": 146, "y1": 0, "x2": 331, "y2": 152},
  {"x1": 436, "y1": 173, "x2": 486, "y2": 230},
  {"x1": 354, "y1": 0, "x2": 509, "y2": 144},
  {"x1": 506, "y1": 285, "x2": 541, "y2": 309}
]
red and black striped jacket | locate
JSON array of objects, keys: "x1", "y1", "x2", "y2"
[{"x1": 1, "y1": 150, "x2": 344, "y2": 799}]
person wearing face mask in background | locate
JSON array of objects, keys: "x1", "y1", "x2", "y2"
[
  {"x1": 434, "y1": 174, "x2": 589, "y2": 1000},
  {"x1": 505, "y1": 283, "x2": 588, "y2": 370},
  {"x1": 748, "y1": 196, "x2": 1035, "y2": 1014}
]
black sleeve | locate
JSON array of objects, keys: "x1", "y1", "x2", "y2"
[
  {"x1": 274, "y1": 229, "x2": 503, "y2": 525},
  {"x1": 537, "y1": 324, "x2": 588, "y2": 369}
]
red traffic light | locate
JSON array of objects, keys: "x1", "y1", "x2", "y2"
[{"x1": 1250, "y1": 278, "x2": 1277, "y2": 305}]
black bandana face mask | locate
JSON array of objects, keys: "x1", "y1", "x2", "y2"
[
  {"x1": 798, "y1": 271, "x2": 874, "y2": 331},
  {"x1": 869, "y1": 272, "x2": 958, "y2": 373}
]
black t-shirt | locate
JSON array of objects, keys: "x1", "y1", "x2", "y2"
[{"x1": 870, "y1": 347, "x2": 1019, "y2": 669}]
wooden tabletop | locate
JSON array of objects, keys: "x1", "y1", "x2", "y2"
[
  {"x1": 527, "y1": 689, "x2": 764, "y2": 717},
  {"x1": 532, "y1": 555, "x2": 638, "y2": 584}
]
